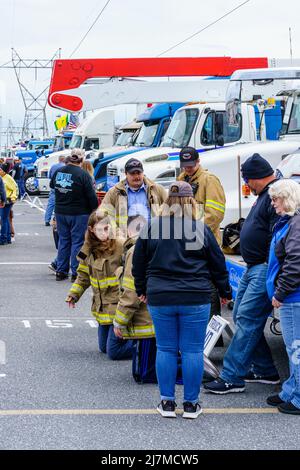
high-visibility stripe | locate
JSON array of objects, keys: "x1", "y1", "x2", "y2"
[
  {"x1": 70, "y1": 283, "x2": 84, "y2": 294},
  {"x1": 115, "y1": 309, "x2": 128, "y2": 325},
  {"x1": 78, "y1": 264, "x2": 89, "y2": 273},
  {"x1": 92, "y1": 311, "x2": 114, "y2": 324},
  {"x1": 89, "y1": 276, "x2": 119, "y2": 289},
  {"x1": 122, "y1": 277, "x2": 135, "y2": 290},
  {"x1": 206, "y1": 199, "x2": 225, "y2": 214},
  {"x1": 123, "y1": 326, "x2": 155, "y2": 338},
  {"x1": 206, "y1": 199, "x2": 225, "y2": 208}
]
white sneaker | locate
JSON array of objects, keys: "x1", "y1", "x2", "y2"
[
  {"x1": 156, "y1": 400, "x2": 177, "y2": 418},
  {"x1": 11, "y1": 237, "x2": 15, "y2": 243}
]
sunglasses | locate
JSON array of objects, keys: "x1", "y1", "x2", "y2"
[{"x1": 243, "y1": 176, "x2": 249, "y2": 184}]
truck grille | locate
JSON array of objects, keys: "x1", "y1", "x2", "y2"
[{"x1": 107, "y1": 166, "x2": 118, "y2": 176}]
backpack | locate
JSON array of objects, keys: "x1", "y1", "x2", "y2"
[{"x1": 222, "y1": 218, "x2": 245, "y2": 255}]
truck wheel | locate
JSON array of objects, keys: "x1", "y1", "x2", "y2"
[{"x1": 25, "y1": 175, "x2": 40, "y2": 196}]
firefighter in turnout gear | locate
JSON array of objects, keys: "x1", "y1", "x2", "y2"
[
  {"x1": 113, "y1": 215, "x2": 155, "y2": 340},
  {"x1": 178, "y1": 147, "x2": 226, "y2": 346},
  {"x1": 177, "y1": 147, "x2": 225, "y2": 245},
  {"x1": 66, "y1": 211, "x2": 134, "y2": 360},
  {"x1": 100, "y1": 158, "x2": 167, "y2": 238}
]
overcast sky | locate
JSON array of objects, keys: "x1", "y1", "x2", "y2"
[{"x1": 1, "y1": 0, "x2": 300, "y2": 139}]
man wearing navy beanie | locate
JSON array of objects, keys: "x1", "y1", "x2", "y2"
[{"x1": 205, "y1": 153, "x2": 281, "y2": 394}]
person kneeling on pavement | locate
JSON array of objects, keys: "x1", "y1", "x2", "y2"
[
  {"x1": 65, "y1": 211, "x2": 134, "y2": 360},
  {"x1": 113, "y1": 215, "x2": 157, "y2": 380}
]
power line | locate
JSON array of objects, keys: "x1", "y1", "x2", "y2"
[
  {"x1": 157, "y1": 0, "x2": 250, "y2": 57},
  {"x1": 69, "y1": 0, "x2": 112, "y2": 58}
]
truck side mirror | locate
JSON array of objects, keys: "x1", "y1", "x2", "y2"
[{"x1": 216, "y1": 135, "x2": 224, "y2": 147}]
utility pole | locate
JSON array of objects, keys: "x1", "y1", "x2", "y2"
[
  {"x1": 0, "y1": 48, "x2": 61, "y2": 140},
  {"x1": 289, "y1": 27, "x2": 293, "y2": 66}
]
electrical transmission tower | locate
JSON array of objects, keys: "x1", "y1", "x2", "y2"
[{"x1": 0, "y1": 48, "x2": 61, "y2": 140}]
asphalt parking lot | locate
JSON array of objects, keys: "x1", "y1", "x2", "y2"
[{"x1": 0, "y1": 198, "x2": 299, "y2": 450}]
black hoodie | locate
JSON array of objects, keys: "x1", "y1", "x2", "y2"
[{"x1": 132, "y1": 216, "x2": 232, "y2": 306}]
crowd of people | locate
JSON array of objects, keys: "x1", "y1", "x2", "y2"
[
  {"x1": 3, "y1": 145, "x2": 300, "y2": 419},
  {"x1": 0, "y1": 156, "x2": 24, "y2": 245}
]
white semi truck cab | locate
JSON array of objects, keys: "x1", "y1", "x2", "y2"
[
  {"x1": 35, "y1": 109, "x2": 115, "y2": 193},
  {"x1": 106, "y1": 101, "x2": 258, "y2": 189}
]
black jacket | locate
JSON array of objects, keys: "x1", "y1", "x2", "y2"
[
  {"x1": 274, "y1": 211, "x2": 300, "y2": 302},
  {"x1": 132, "y1": 216, "x2": 232, "y2": 306},
  {"x1": 240, "y1": 180, "x2": 279, "y2": 266},
  {"x1": 50, "y1": 164, "x2": 98, "y2": 215}
]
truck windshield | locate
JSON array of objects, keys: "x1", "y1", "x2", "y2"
[
  {"x1": 115, "y1": 131, "x2": 135, "y2": 146},
  {"x1": 286, "y1": 94, "x2": 300, "y2": 134},
  {"x1": 161, "y1": 108, "x2": 198, "y2": 148},
  {"x1": 69, "y1": 135, "x2": 82, "y2": 149},
  {"x1": 134, "y1": 122, "x2": 159, "y2": 147}
]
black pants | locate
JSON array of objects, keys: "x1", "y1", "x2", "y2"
[{"x1": 210, "y1": 282, "x2": 224, "y2": 347}]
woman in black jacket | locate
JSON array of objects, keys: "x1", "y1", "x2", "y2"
[{"x1": 132, "y1": 181, "x2": 232, "y2": 419}]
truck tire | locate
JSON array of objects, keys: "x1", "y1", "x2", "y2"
[{"x1": 24, "y1": 174, "x2": 40, "y2": 196}]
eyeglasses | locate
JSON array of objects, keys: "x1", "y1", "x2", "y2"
[{"x1": 271, "y1": 196, "x2": 279, "y2": 202}]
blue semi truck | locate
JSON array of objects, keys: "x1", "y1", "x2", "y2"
[{"x1": 16, "y1": 139, "x2": 55, "y2": 194}]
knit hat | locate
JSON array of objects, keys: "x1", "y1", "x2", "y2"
[
  {"x1": 241, "y1": 153, "x2": 274, "y2": 180},
  {"x1": 169, "y1": 181, "x2": 194, "y2": 197}
]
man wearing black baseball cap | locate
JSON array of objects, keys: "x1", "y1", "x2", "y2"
[
  {"x1": 205, "y1": 153, "x2": 281, "y2": 395},
  {"x1": 178, "y1": 146, "x2": 225, "y2": 245},
  {"x1": 101, "y1": 157, "x2": 166, "y2": 236}
]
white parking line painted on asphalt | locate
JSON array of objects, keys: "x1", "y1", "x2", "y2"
[
  {"x1": 22, "y1": 199, "x2": 46, "y2": 213},
  {"x1": 0, "y1": 374, "x2": 6, "y2": 378}
]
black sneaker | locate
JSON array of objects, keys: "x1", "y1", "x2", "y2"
[
  {"x1": 156, "y1": 400, "x2": 177, "y2": 418},
  {"x1": 266, "y1": 394, "x2": 285, "y2": 407},
  {"x1": 244, "y1": 372, "x2": 280, "y2": 384},
  {"x1": 56, "y1": 272, "x2": 68, "y2": 281},
  {"x1": 45, "y1": 222, "x2": 51, "y2": 226},
  {"x1": 204, "y1": 377, "x2": 245, "y2": 394},
  {"x1": 48, "y1": 262, "x2": 57, "y2": 273},
  {"x1": 182, "y1": 402, "x2": 202, "y2": 419},
  {"x1": 70, "y1": 274, "x2": 77, "y2": 282},
  {"x1": 278, "y1": 402, "x2": 300, "y2": 415}
]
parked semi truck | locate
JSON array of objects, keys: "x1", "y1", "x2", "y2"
[
  {"x1": 144, "y1": 68, "x2": 300, "y2": 226},
  {"x1": 106, "y1": 98, "x2": 280, "y2": 189},
  {"x1": 93, "y1": 102, "x2": 184, "y2": 191},
  {"x1": 15, "y1": 139, "x2": 55, "y2": 194},
  {"x1": 34, "y1": 109, "x2": 115, "y2": 194}
]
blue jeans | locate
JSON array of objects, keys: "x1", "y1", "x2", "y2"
[
  {"x1": 16, "y1": 179, "x2": 25, "y2": 198},
  {"x1": 0, "y1": 204, "x2": 12, "y2": 244},
  {"x1": 98, "y1": 324, "x2": 134, "y2": 360},
  {"x1": 221, "y1": 263, "x2": 278, "y2": 385},
  {"x1": 148, "y1": 304, "x2": 210, "y2": 404},
  {"x1": 45, "y1": 189, "x2": 55, "y2": 223},
  {"x1": 279, "y1": 303, "x2": 300, "y2": 409},
  {"x1": 55, "y1": 213, "x2": 89, "y2": 276}
]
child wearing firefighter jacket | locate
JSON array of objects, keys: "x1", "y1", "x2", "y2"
[
  {"x1": 113, "y1": 236, "x2": 155, "y2": 339},
  {"x1": 66, "y1": 211, "x2": 134, "y2": 360}
]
